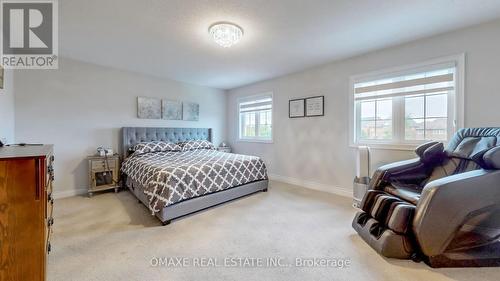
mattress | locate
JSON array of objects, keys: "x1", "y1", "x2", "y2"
[{"x1": 121, "y1": 149, "x2": 268, "y2": 212}]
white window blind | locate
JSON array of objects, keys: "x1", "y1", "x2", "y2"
[
  {"x1": 238, "y1": 94, "x2": 273, "y2": 142},
  {"x1": 354, "y1": 63, "x2": 455, "y2": 101},
  {"x1": 239, "y1": 96, "x2": 272, "y2": 113},
  {"x1": 351, "y1": 58, "x2": 463, "y2": 147}
]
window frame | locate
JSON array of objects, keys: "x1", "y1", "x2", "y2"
[
  {"x1": 349, "y1": 54, "x2": 465, "y2": 150},
  {"x1": 237, "y1": 92, "x2": 274, "y2": 143}
]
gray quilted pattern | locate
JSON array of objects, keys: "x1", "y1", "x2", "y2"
[
  {"x1": 132, "y1": 141, "x2": 182, "y2": 155},
  {"x1": 181, "y1": 140, "x2": 215, "y2": 151},
  {"x1": 121, "y1": 150, "x2": 268, "y2": 212}
]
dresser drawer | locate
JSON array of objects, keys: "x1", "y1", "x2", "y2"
[
  {"x1": 91, "y1": 159, "x2": 116, "y2": 170},
  {"x1": 0, "y1": 145, "x2": 53, "y2": 280}
]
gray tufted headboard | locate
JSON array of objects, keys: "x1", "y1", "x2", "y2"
[{"x1": 121, "y1": 127, "x2": 212, "y2": 159}]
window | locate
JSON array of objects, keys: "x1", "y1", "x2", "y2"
[
  {"x1": 350, "y1": 55, "x2": 464, "y2": 148},
  {"x1": 238, "y1": 93, "x2": 273, "y2": 142}
]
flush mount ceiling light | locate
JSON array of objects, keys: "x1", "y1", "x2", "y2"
[{"x1": 208, "y1": 22, "x2": 243, "y2": 48}]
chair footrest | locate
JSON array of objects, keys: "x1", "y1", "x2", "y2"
[
  {"x1": 352, "y1": 211, "x2": 415, "y2": 259},
  {"x1": 363, "y1": 191, "x2": 416, "y2": 235}
]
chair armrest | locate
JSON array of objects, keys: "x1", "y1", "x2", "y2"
[
  {"x1": 415, "y1": 141, "x2": 439, "y2": 158},
  {"x1": 369, "y1": 158, "x2": 427, "y2": 190},
  {"x1": 412, "y1": 169, "x2": 500, "y2": 256}
]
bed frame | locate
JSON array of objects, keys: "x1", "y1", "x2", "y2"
[{"x1": 121, "y1": 127, "x2": 268, "y2": 225}]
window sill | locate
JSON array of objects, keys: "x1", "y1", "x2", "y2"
[
  {"x1": 349, "y1": 143, "x2": 417, "y2": 151},
  {"x1": 238, "y1": 139, "x2": 274, "y2": 144}
]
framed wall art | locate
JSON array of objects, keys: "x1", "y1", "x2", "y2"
[
  {"x1": 162, "y1": 99, "x2": 183, "y2": 120},
  {"x1": 0, "y1": 66, "x2": 4, "y2": 90},
  {"x1": 305, "y1": 96, "x2": 324, "y2": 117},
  {"x1": 137, "y1": 97, "x2": 162, "y2": 119},
  {"x1": 183, "y1": 102, "x2": 199, "y2": 121},
  {"x1": 289, "y1": 98, "x2": 305, "y2": 118}
]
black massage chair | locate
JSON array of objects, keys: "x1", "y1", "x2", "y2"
[{"x1": 352, "y1": 128, "x2": 500, "y2": 267}]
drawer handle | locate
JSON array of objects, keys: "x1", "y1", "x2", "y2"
[
  {"x1": 48, "y1": 217, "x2": 54, "y2": 226},
  {"x1": 48, "y1": 166, "x2": 55, "y2": 181},
  {"x1": 47, "y1": 193, "x2": 54, "y2": 204}
]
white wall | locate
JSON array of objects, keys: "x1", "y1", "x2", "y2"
[
  {"x1": 0, "y1": 69, "x2": 15, "y2": 143},
  {"x1": 15, "y1": 58, "x2": 227, "y2": 198},
  {"x1": 227, "y1": 19, "x2": 500, "y2": 196}
]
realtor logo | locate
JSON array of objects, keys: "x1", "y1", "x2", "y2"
[{"x1": 1, "y1": 0, "x2": 58, "y2": 69}]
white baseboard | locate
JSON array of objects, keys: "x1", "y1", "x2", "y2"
[
  {"x1": 53, "y1": 188, "x2": 87, "y2": 199},
  {"x1": 53, "y1": 177, "x2": 352, "y2": 199},
  {"x1": 268, "y1": 173, "x2": 352, "y2": 198}
]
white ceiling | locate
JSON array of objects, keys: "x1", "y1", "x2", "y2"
[{"x1": 60, "y1": 0, "x2": 500, "y2": 90}]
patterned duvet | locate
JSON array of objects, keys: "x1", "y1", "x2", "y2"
[{"x1": 121, "y1": 149, "x2": 268, "y2": 212}]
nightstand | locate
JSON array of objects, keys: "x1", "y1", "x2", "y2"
[
  {"x1": 87, "y1": 155, "x2": 121, "y2": 197},
  {"x1": 217, "y1": 147, "x2": 232, "y2": 153}
]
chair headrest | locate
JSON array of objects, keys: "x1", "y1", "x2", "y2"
[
  {"x1": 446, "y1": 128, "x2": 500, "y2": 163},
  {"x1": 483, "y1": 146, "x2": 500, "y2": 170}
]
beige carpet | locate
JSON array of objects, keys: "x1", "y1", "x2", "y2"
[{"x1": 49, "y1": 181, "x2": 500, "y2": 281}]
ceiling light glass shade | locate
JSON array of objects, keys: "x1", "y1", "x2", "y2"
[{"x1": 209, "y1": 22, "x2": 243, "y2": 48}]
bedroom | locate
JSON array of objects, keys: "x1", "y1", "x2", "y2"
[{"x1": 1, "y1": 0, "x2": 500, "y2": 280}]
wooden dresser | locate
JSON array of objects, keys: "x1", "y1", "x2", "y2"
[{"x1": 0, "y1": 145, "x2": 54, "y2": 281}]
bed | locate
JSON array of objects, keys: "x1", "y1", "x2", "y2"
[{"x1": 121, "y1": 127, "x2": 269, "y2": 225}]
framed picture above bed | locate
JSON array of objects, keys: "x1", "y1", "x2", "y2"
[
  {"x1": 305, "y1": 96, "x2": 324, "y2": 117},
  {"x1": 289, "y1": 98, "x2": 305, "y2": 118},
  {"x1": 183, "y1": 102, "x2": 200, "y2": 121},
  {"x1": 0, "y1": 66, "x2": 4, "y2": 90},
  {"x1": 162, "y1": 99, "x2": 183, "y2": 120},
  {"x1": 137, "y1": 97, "x2": 162, "y2": 119}
]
